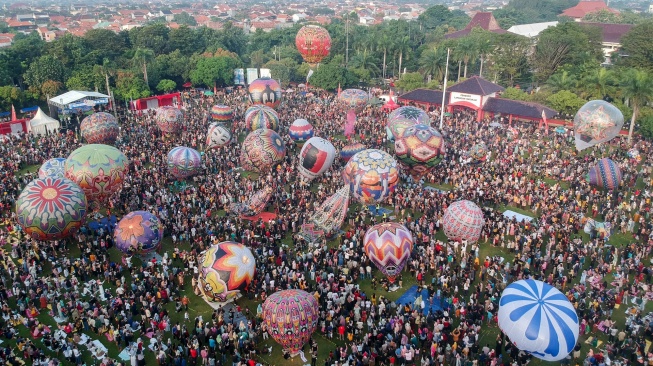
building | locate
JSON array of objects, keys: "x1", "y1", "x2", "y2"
[
  {"x1": 580, "y1": 22, "x2": 634, "y2": 64},
  {"x1": 0, "y1": 33, "x2": 15, "y2": 48},
  {"x1": 561, "y1": 0, "x2": 618, "y2": 21},
  {"x1": 444, "y1": 12, "x2": 506, "y2": 39},
  {"x1": 507, "y1": 21, "x2": 558, "y2": 38}
]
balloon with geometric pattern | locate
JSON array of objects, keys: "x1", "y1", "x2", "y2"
[
  {"x1": 339, "y1": 89, "x2": 368, "y2": 112},
  {"x1": 386, "y1": 117, "x2": 417, "y2": 142},
  {"x1": 240, "y1": 129, "x2": 286, "y2": 173},
  {"x1": 245, "y1": 105, "x2": 280, "y2": 132},
  {"x1": 394, "y1": 124, "x2": 445, "y2": 179},
  {"x1": 206, "y1": 123, "x2": 231, "y2": 149},
  {"x1": 156, "y1": 106, "x2": 184, "y2": 135},
  {"x1": 507, "y1": 127, "x2": 519, "y2": 140},
  {"x1": 574, "y1": 100, "x2": 624, "y2": 151},
  {"x1": 80, "y1": 112, "x2": 119, "y2": 145},
  {"x1": 363, "y1": 222, "x2": 413, "y2": 283},
  {"x1": 340, "y1": 142, "x2": 366, "y2": 162},
  {"x1": 296, "y1": 25, "x2": 331, "y2": 65},
  {"x1": 389, "y1": 106, "x2": 430, "y2": 125},
  {"x1": 249, "y1": 78, "x2": 282, "y2": 109},
  {"x1": 442, "y1": 200, "x2": 485, "y2": 242},
  {"x1": 288, "y1": 119, "x2": 314, "y2": 145},
  {"x1": 114, "y1": 211, "x2": 163, "y2": 254},
  {"x1": 342, "y1": 149, "x2": 399, "y2": 204},
  {"x1": 38, "y1": 158, "x2": 67, "y2": 178},
  {"x1": 298, "y1": 137, "x2": 336, "y2": 181},
  {"x1": 210, "y1": 105, "x2": 234, "y2": 122},
  {"x1": 198, "y1": 242, "x2": 256, "y2": 302},
  {"x1": 468, "y1": 143, "x2": 488, "y2": 162},
  {"x1": 64, "y1": 144, "x2": 129, "y2": 203},
  {"x1": 167, "y1": 146, "x2": 202, "y2": 180},
  {"x1": 262, "y1": 289, "x2": 319, "y2": 356},
  {"x1": 588, "y1": 158, "x2": 622, "y2": 190}
]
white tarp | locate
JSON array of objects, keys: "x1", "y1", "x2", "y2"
[
  {"x1": 29, "y1": 108, "x2": 60, "y2": 136},
  {"x1": 49, "y1": 91, "x2": 109, "y2": 109}
]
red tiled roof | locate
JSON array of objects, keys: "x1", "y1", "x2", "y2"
[
  {"x1": 0, "y1": 33, "x2": 16, "y2": 40},
  {"x1": 7, "y1": 20, "x2": 34, "y2": 27},
  {"x1": 447, "y1": 76, "x2": 505, "y2": 96},
  {"x1": 579, "y1": 22, "x2": 633, "y2": 43},
  {"x1": 444, "y1": 12, "x2": 506, "y2": 39},
  {"x1": 562, "y1": 1, "x2": 618, "y2": 18}
]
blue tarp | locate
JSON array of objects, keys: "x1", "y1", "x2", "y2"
[
  {"x1": 503, "y1": 210, "x2": 534, "y2": 223},
  {"x1": 86, "y1": 215, "x2": 117, "y2": 232},
  {"x1": 395, "y1": 285, "x2": 449, "y2": 315},
  {"x1": 0, "y1": 111, "x2": 10, "y2": 117},
  {"x1": 368, "y1": 205, "x2": 393, "y2": 216},
  {"x1": 20, "y1": 106, "x2": 38, "y2": 113}
]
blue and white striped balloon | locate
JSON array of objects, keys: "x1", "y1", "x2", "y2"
[{"x1": 498, "y1": 279, "x2": 579, "y2": 362}]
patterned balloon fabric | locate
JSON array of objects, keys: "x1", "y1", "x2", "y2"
[
  {"x1": 342, "y1": 149, "x2": 399, "y2": 204},
  {"x1": 15, "y1": 177, "x2": 88, "y2": 241},
  {"x1": 288, "y1": 119, "x2": 314, "y2": 144},
  {"x1": 307, "y1": 185, "x2": 350, "y2": 237},
  {"x1": 468, "y1": 143, "x2": 489, "y2": 162},
  {"x1": 394, "y1": 124, "x2": 445, "y2": 179},
  {"x1": 227, "y1": 186, "x2": 274, "y2": 217},
  {"x1": 198, "y1": 242, "x2": 256, "y2": 302},
  {"x1": 114, "y1": 211, "x2": 163, "y2": 254},
  {"x1": 206, "y1": 123, "x2": 231, "y2": 149},
  {"x1": 573, "y1": 100, "x2": 624, "y2": 151},
  {"x1": 80, "y1": 112, "x2": 119, "y2": 145},
  {"x1": 298, "y1": 137, "x2": 336, "y2": 181},
  {"x1": 38, "y1": 158, "x2": 67, "y2": 178},
  {"x1": 155, "y1": 106, "x2": 184, "y2": 135},
  {"x1": 262, "y1": 289, "x2": 319, "y2": 356},
  {"x1": 167, "y1": 147, "x2": 202, "y2": 180},
  {"x1": 295, "y1": 25, "x2": 332, "y2": 64},
  {"x1": 388, "y1": 106, "x2": 430, "y2": 125},
  {"x1": 210, "y1": 104, "x2": 234, "y2": 122},
  {"x1": 588, "y1": 158, "x2": 622, "y2": 190},
  {"x1": 339, "y1": 89, "x2": 369, "y2": 112},
  {"x1": 507, "y1": 127, "x2": 519, "y2": 140},
  {"x1": 363, "y1": 222, "x2": 414, "y2": 283},
  {"x1": 340, "y1": 142, "x2": 366, "y2": 162},
  {"x1": 245, "y1": 105, "x2": 280, "y2": 132},
  {"x1": 442, "y1": 200, "x2": 485, "y2": 242},
  {"x1": 248, "y1": 78, "x2": 282, "y2": 109},
  {"x1": 240, "y1": 129, "x2": 286, "y2": 173},
  {"x1": 387, "y1": 118, "x2": 417, "y2": 142},
  {"x1": 64, "y1": 144, "x2": 129, "y2": 203}
]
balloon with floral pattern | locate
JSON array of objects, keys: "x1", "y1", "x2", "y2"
[
  {"x1": 198, "y1": 242, "x2": 256, "y2": 302},
  {"x1": 80, "y1": 112, "x2": 120, "y2": 145},
  {"x1": 64, "y1": 144, "x2": 129, "y2": 203},
  {"x1": 167, "y1": 146, "x2": 202, "y2": 180},
  {"x1": 342, "y1": 149, "x2": 399, "y2": 204},
  {"x1": 114, "y1": 211, "x2": 163, "y2": 254},
  {"x1": 574, "y1": 100, "x2": 624, "y2": 151},
  {"x1": 38, "y1": 158, "x2": 67, "y2": 178},
  {"x1": 156, "y1": 106, "x2": 184, "y2": 135},
  {"x1": 240, "y1": 129, "x2": 286, "y2": 173}
]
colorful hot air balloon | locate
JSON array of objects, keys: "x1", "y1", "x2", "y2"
[
  {"x1": 498, "y1": 279, "x2": 579, "y2": 362},
  {"x1": 288, "y1": 119, "x2": 314, "y2": 144},
  {"x1": 389, "y1": 106, "x2": 430, "y2": 125},
  {"x1": 38, "y1": 158, "x2": 66, "y2": 178},
  {"x1": 206, "y1": 123, "x2": 231, "y2": 149},
  {"x1": 167, "y1": 147, "x2": 202, "y2": 180},
  {"x1": 627, "y1": 148, "x2": 641, "y2": 162},
  {"x1": 114, "y1": 211, "x2": 163, "y2": 254},
  {"x1": 240, "y1": 129, "x2": 286, "y2": 173},
  {"x1": 588, "y1": 158, "x2": 622, "y2": 190},
  {"x1": 507, "y1": 127, "x2": 519, "y2": 140},
  {"x1": 442, "y1": 200, "x2": 485, "y2": 242},
  {"x1": 262, "y1": 289, "x2": 319, "y2": 356},
  {"x1": 80, "y1": 112, "x2": 120, "y2": 145},
  {"x1": 249, "y1": 78, "x2": 282, "y2": 109},
  {"x1": 245, "y1": 105, "x2": 280, "y2": 132},
  {"x1": 339, "y1": 89, "x2": 369, "y2": 112},
  {"x1": 363, "y1": 222, "x2": 413, "y2": 283},
  {"x1": 198, "y1": 242, "x2": 256, "y2": 302},
  {"x1": 342, "y1": 149, "x2": 399, "y2": 204},
  {"x1": 210, "y1": 104, "x2": 234, "y2": 122},
  {"x1": 394, "y1": 124, "x2": 445, "y2": 179},
  {"x1": 295, "y1": 25, "x2": 331, "y2": 65},
  {"x1": 299, "y1": 137, "x2": 336, "y2": 181},
  {"x1": 64, "y1": 144, "x2": 129, "y2": 202},
  {"x1": 15, "y1": 177, "x2": 88, "y2": 241},
  {"x1": 227, "y1": 186, "x2": 274, "y2": 217},
  {"x1": 156, "y1": 106, "x2": 184, "y2": 135},
  {"x1": 468, "y1": 142, "x2": 488, "y2": 162},
  {"x1": 387, "y1": 118, "x2": 417, "y2": 142},
  {"x1": 340, "y1": 142, "x2": 366, "y2": 162},
  {"x1": 574, "y1": 100, "x2": 624, "y2": 151}
]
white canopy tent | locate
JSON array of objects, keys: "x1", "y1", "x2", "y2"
[
  {"x1": 48, "y1": 91, "x2": 110, "y2": 112},
  {"x1": 28, "y1": 108, "x2": 60, "y2": 136}
]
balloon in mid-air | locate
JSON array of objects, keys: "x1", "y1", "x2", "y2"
[
  {"x1": 342, "y1": 149, "x2": 399, "y2": 204},
  {"x1": 339, "y1": 89, "x2": 369, "y2": 112},
  {"x1": 394, "y1": 124, "x2": 445, "y2": 179},
  {"x1": 80, "y1": 112, "x2": 119, "y2": 145},
  {"x1": 262, "y1": 289, "x2": 319, "y2": 356},
  {"x1": 198, "y1": 242, "x2": 256, "y2": 302},
  {"x1": 114, "y1": 211, "x2": 163, "y2": 254},
  {"x1": 364, "y1": 222, "x2": 413, "y2": 283},
  {"x1": 64, "y1": 144, "x2": 129, "y2": 202},
  {"x1": 210, "y1": 104, "x2": 234, "y2": 122},
  {"x1": 340, "y1": 142, "x2": 366, "y2": 162},
  {"x1": 245, "y1": 105, "x2": 280, "y2": 132},
  {"x1": 387, "y1": 117, "x2": 417, "y2": 142},
  {"x1": 389, "y1": 106, "x2": 430, "y2": 125},
  {"x1": 588, "y1": 158, "x2": 622, "y2": 190},
  {"x1": 155, "y1": 106, "x2": 184, "y2": 135},
  {"x1": 249, "y1": 78, "x2": 282, "y2": 109},
  {"x1": 38, "y1": 158, "x2": 67, "y2": 178},
  {"x1": 167, "y1": 147, "x2": 202, "y2": 180},
  {"x1": 498, "y1": 279, "x2": 579, "y2": 362},
  {"x1": 206, "y1": 123, "x2": 231, "y2": 149},
  {"x1": 442, "y1": 200, "x2": 485, "y2": 242},
  {"x1": 15, "y1": 177, "x2": 88, "y2": 241},
  {"x1": 240, "y1": 129, "x2": 286, "y2": 173},
  {"x1": 288, "y1": 119, "x2": 314, "y2": 144},
  {"x1": 574, "y1": 100, "x2": 624, "y2": 151},
  {"x1": 298, "y1": 137, "x2": 336, "y2": 181},
  {"x1": 295, "y1": 25, "x2": 331, "y2": 65}
]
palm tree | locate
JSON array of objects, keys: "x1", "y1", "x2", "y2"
[
  {"x1": 620, "y1": 69, "x2": 653, "y2": 144},
  {"x1": 376, "y1": 33, "x2": 393, "y2": 79},
  {"x1": 132, "y1": 48, "x2": 155, "y2": 86},
  {"x1": 545, "y1": 71, "x2": 577, "y2": 92},
  {"x1": 350, "y1": 49, "x2": 381, "y2": 77},
  {"x1": 393, "y1": 36, "x2": 410, "y2": 77},
  {"x1": 474, "y1": 36, "x2": 494, "y2": 78},
  {"x1": 456, "y1": 37, "x2": 478, "y2": 79},
  {"x1": 419, "y1": 47, "x2": 447, "y2": 83},
  {"x1": 93, "y1": 58, "x2": 115, "y2": 95},
  {"x1": 582, "y1": 68, "x2": 613, "y2": 100}
]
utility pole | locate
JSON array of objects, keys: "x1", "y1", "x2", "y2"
[
  {"x1": 345, "y1": 12, "x2": 349, "y2": 67},
  {"x1": 439, "y1": 48, "x2": 450, "y2": 130}
]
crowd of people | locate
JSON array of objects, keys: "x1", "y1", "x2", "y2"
[{"x1": 0, "y1": 86, "x2": 650, "y2": 366}]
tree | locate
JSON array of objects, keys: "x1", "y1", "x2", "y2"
[
  {"x1": 190, "y1": 56, "x2": 241, "y2": 88},
  {"x1": 308, "y1": 63, "x2": 357, "y2": 91},
  {"x1": 173, "y1": 12, "x2": 197, "y2": 26},
  {"x1": 376, "y1": 33, "x2": 393, "y2": 79},
  {"x1": 156, "y1": 79, "x2": 177, "y2": 93},
  {"x1": 580, "y1": 67, "x2": 614, "y2": 100},
  {"x1": 546, "y1": 90, "x2": 586, "y2": 115},
  {"x1": 41, "y1": 80, "x2": 63, "y2": 99},
  {"x1": 455, "y1": 37, "x2": 478, "y2": 79},
  {"x1": 0, "y1": 86, "x2": 27, "y2": 112},
  {"x1": 114, "y1": 72, "x2": 151, "y2": 101},
  {"x1": 619, "y1": 68, "x2": 653, "y2": 144},
  {"x1": 349, "y1": 49, "x2": 381, "y2": 77},
  {"x1": 545, "y1": 71, "x2": 577, "y2": 92},
  {"x1": 132, "y1": 48, "x2": 155, "y2": 86},
  {"x1": 619, "y1": 21, "x2": 653, "y2": 71},
  {"x1": 395, "y1": 72, "x2": 425, "y2": 92},
  {"x1": 418, "y1": 5, "x2": 469, "y2": 31},
  {"x1": 501, "y1": 87, "x2": 531, "y2": 101},
  {"x1": 419, "y1": 47, "x2": 447, "y2": 84},
  {"x1": 167, "y1": 26, "x2": 205, "y2": 54},
  {"x1": 83, "y1": 29, "x2": 127, "y2": 61},
  {"x1": 493, "y1": 0, "x2": 577, "y2": 28},
  {"x1": 23, "y1": 55, "x2": 67, "y2": 91},
  {"x1": 129, "y1": 23, "x2": 170, "y2": 55},
  {"x1": 264, "y1": 59, "x2": 297, "y2": 85}
]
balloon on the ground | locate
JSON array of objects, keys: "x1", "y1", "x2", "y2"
[
  {"x1": 262, "y1": 289, "x2": 319, "y2": 356},
  {"x1": 468, "y1": 143, "x2": 488, "y2": 162},
  {"x1": 199, "y1": 242, "x2": 256, "y2": 302},
  {"x1": 588, "y1": 158, "x2": 622, "y2": 190},
  {"x1": 206, "y1": 123, "x2": 231, "y2": 149},
  {"x1": 507, "y1": 127, "x2": 519, "y2": 140},
  {"x1": 364, "y1": 222, "x2": 413, "y2": 283},
  {"x1": 387, "y1": 118, "x2": 417, "y2": 141},
  {"x1": 245, "y1": 105, "x2": 279, "y2": 132},
  {"x1": 114, "y1": 211, "x2": 163, "y2": 254},
  {"x1": 210, "y1": 104, "x2": 234, "y2": 122},
  {"x1": 295, "y1": 25, "x2": 331, "y2": 65},
  {"x1": 156, "y1": 106, "x2": 184, "y2": 135},
  {"x1": 227, "y1": 186, "x2": 274, "y2": 217},
  {"x1": 249, "y1": 78, "x2": 282, "y2": 109},
  {"x1": 240, "y1": 129, "x2": 286, "y2": 173},
  {"x1": 15, "y1": 177, "x2": 87, "y2": 241},
  {"x1": 80, "y1": 112, "x2": 119, "y2": 145},
  {"x1": 339, "y1": 89, "x2": 368, "y2": 112},
  {"x1": 574, "y1": 100, "x2": 624, "y2": 151},
  {"x1": 288, "y1": 119, "x2": 314, "y2": 144},
  {"x1": 308, "y1": 185, "x2": 350, "y2": 237},
  {"x1": 498, "y1": 279, "x2": 579, "y2": 362},
  {"x1": 340, "y1": 142, "x2": 366, "y2": 162},
  {"x1": 299, "y1": 137, "x2": 336, "y2": 181},
  {"x1": 394, "y1": 124, "x2": 445, "y2": 179},
  {"x1": 389, "y1": 106, "x2": 430, "y2": 125},
  {"x1": 342, "y1": 149, "x2": 399, "y2": 204},
  {"x1": 442, "y1": 200, "x2": 485, "y2": 242},
  {"x1": 38, "y1": 158, "x2": 67, "y2": 178},
  {"x1": 627, "y1": 148, "x2": 641, "y2": 162},
  {"x1": 167, "y1": 146, "x2": 202, "y2": 180},
  {"x1": 64, "y1": 144, "x2": 129, "y2": 202}
]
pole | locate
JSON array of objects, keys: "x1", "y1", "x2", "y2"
[
  {"x1": 345, "y1": 13, "x2": 349, "y2": 67},
  {"x1": 439, "y1": 48, "x2": 450, "y2": 130}
]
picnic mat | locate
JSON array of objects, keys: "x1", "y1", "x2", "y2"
[
  {"x1": 241, "y1": 212, "x2": 277, "y2": 222},
  {"x1": 503, "y1": 210, "x2": 534, "y2": 223}
]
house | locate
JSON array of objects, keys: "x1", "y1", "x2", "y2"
[
  {"x1": 292, "y1": 13, "x2": 307, "y2": 22},
  {"x1": 37, "y1": 26, "x2": 57, "y2": 41},
  {"x1": 6, "y1": 19, "x2": 35, "y2": 32},
  {"x1": 0, "y1": 33, "x2": 16, "y2": 48},
  {"x1": 444, "y1": 12, "x2": 506, "y2": 39},
  {"x1": 359, "y1": 16, "x2": 375, "y2": 25},
  {"x1": 561, "y1": 0, "x2": 618, "y2": 21},
  {"x1": 580, "y1": 22, "x2": 634, "y2": 64}
]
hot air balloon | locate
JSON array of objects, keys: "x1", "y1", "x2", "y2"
[
  {"x1": 498, "y1": 279, "x2": 579, "y2": 362},
  {"x1": 38, "y1": 158, "x2": 66, "y2": 178},
  {"x1": 442, "y1": 200, "x2": 485, "y2": 242},
  {"x1": 198, "y1": 242, "x2": 256, "y2": 302},
  {"x1": 588, "y1": 158, "x2": 622, "y2": 190},
  {"x1": 64, "y1": 144, "x2": 129, "y2": 202},
  {"x1": 15, "y1": 176, "x2": 88, "y2": 241},
  {"x1": 296, "y1": 25, "x2": 331, "y2": 65},
  {"x1": 114, "y1": 211, "x2": 163, "y2": 254},
  {"x1": 308, "y1": 185, "x2": 350, "y2": 237},
  {"x1": 574, "y1": 100, "x2": 624, "y2": 151},
  {"x1": 299, "y1": 137, "x2": 336, "y2": 181},
  {"x1": 363, "y1": 222, "x2": 413, "y2": 283},
  {"x1": 339, "y1": 89, "x2": 369, "y2": 112},
  {"x1": 627, "y1": 148, "x2": 641, "y2": 162},
  {"x1": 206, "y1": 123, "x2": 231, "y2": 149},
  {"x1": 227, "y1": 186, "x2": 274, "y2": 217},
  {"x1": 342, "y1": 149, "x2": 399, "y2": 204},
  {"x1": 210, "y1": 104, "x2": 234, "y2": 122},
  {"x1": 262, "y1": 289, "x2": 319, "y2": 356},
  {"x1": 245, "y1": 105, "x2": 280, "y2": 132},
  {"x1": 340, "y1": 142, "x2": 366, "y2": 162},
  {"x1": 167, "y1": 147, "x2": 202, "y2": 180},
  {"x1": 80, "y1": 112, "x2": 119, "y2": 145},
  {"x1": 389, "y1": 106, "x2": 430, "y2": 125},
  {"x1": 386, "y1": 118, "x2": 417, "y2": 142},
  {"x1": 507, "y1": 127, "x2": 519, "y2": 140},
  {"x1": 240, "y1": 129, "x2": 286, "y2": 173},
  {"x1": 288, "y1": 119, "x2": 314, "y2": 144},
  {"x1": 468, "y1": 142, "x2": 488, "y2": 162},
  {"x1": 249, "y1": 78, "x2": 282, "y2": 109},
  {"x1": 155, "y1": 106, "x2": 184, "y2": 135},
  {"x1": 394, "y1": 124, "x2": 445, "y2": 179}
]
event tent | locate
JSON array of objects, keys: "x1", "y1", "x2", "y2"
[
  {"x1": 28, "y1": 108, "x2": 60, "y2": 135},
  {"x1": 48, "y1": 91, "x2": 110, "y2": 113}
]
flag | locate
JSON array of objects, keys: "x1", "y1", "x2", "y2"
[
  {"x1": 344, "y1": 109, "x2": 356, "y2": 137},
  {"x1": 306, "y1": 69, "x2": 314, "y2": 82},
  {"x1": 10, "y1": 105, "x2": 16, "y2": 121},
  {"x1": 337, "y1": 83, "x2": 342, "y2": 98},
  {"x1": 542, "y1": 109, "x2": 549, "y2": 134}
]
